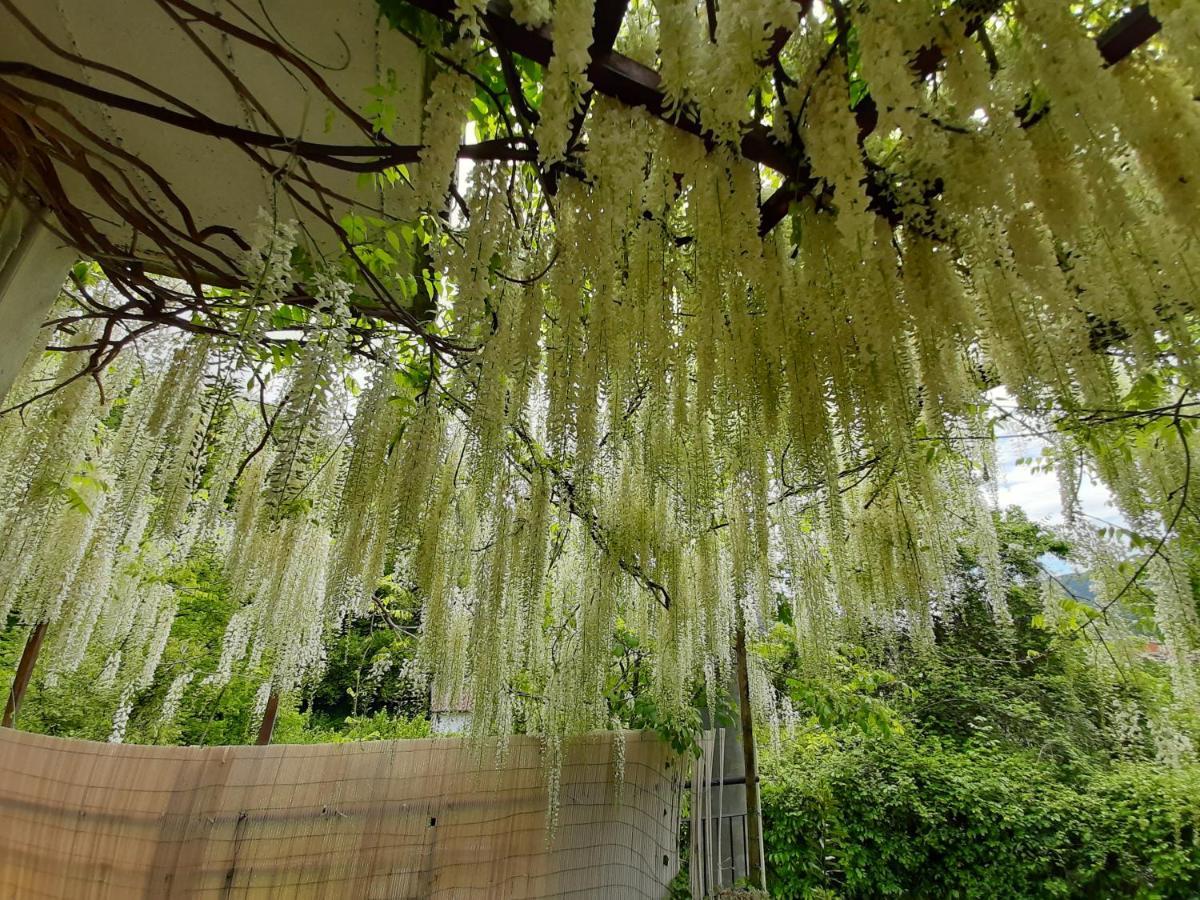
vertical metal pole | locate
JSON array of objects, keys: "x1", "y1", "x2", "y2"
[
  {"x1": 715, "y1": 728, "x2": 725, "y2": 884},
  {"x1": 255, "y1": 690, "x2": 279, "y2": 745},
  {"x1": 735, "y1": 617, "x2": 766, "y2": 891},
  {"x1": 3, "y1": 621, "x2": 47, "y2": 728}
]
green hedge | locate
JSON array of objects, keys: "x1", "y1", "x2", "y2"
[{"x1": 762, "y1": 735, "x2": 1200, "y2": 899}]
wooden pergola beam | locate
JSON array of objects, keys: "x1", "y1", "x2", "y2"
[
  {"x1": 1097, "y1": 2, "x2": 1161, "y2": 65},
  {"x1": 546, "y1": 0, "x2": 631, "y2": 190},
  {"x1": 404, "y1": 0, "x2": 797, "y2": 175},
  {"x1": 406, "y1": 0, "x2": 1162, "y2": 236},
  {"x1": 590, "y1": 0, "x2": 629, "y2": 58}
]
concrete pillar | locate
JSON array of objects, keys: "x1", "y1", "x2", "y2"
[{"x1": 0, "y1": 205, "x2": 76, "y2": 401}]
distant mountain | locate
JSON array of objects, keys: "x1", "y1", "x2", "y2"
[
  {"x1": 1051, "y1": 570, "x2": 1150, "y2": 633},
  {"x1": 1055, "y1": 571, "x2": 1095, "y2": 602}
]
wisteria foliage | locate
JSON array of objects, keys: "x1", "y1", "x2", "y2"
[{"x1": 2, "y1": 0, "x2": 1200, "y2": 755}]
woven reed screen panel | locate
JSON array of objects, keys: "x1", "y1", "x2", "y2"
[{"x1": 0, "y1": 729, "x2": 681, "y2": 898}]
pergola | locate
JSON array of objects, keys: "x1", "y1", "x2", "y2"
[
  {"x1": 0, "y1": 0, "x2": 1166, "y2": 398},
  {"x1": 0, "y1": 1, "x2": 1194, "y2": 896}
]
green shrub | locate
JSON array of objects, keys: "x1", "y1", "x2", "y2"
[
  {"x1": 272, "y1": 708, "x2": 430, "y2": 744},
  {"x1": 762, "y1": 734, "x2": 1200, "y2": 899}
]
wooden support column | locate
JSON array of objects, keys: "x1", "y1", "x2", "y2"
[
  {"x1": 3, "y1": 621, "x2": 47, "y2": 728},
  {"x1": 0, "y1": 205, "x2": 75, "y2": 400},
  {"x1": 734, "y1": 616, "x2": 766, "y2": 891},
  {"x1": 255, "y1": 690, "x2": 280, "y2": 745}
]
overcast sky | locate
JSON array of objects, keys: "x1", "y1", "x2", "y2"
[
  {"x1": 993, "y1": 434, "x2": 1124, "y2": 526},
  {"x1": 992, "y1": 427, "x2": 1126, "y2": 574}
]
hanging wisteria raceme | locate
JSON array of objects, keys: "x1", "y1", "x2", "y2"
[
  {"x1": 0, "y1": 323, "x2": 127, "y2": 629},
  {"x1": 535, "y1": 0, "x2": 596, "y2": 162},
  {"x1": 0, "y1": 320, "x2": 242, "y2": 701},
  {"x1": 1, "y1": 0, "x2": 1199, "y2": 755},
  {"x1": 367, "y1": 0, "x2": 1200, "y2": 721}
]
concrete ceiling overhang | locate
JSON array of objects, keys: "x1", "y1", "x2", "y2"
[{"x1": 0, "y1": 0, "x2": 426, "y2": 287}]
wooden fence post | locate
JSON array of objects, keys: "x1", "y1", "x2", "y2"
[
  {"x1": 3, "y1": 621, "x2": 47, "y2": 728},
  {"x1": 255, "y1": 690, "x2": 280, "y2": 745}
]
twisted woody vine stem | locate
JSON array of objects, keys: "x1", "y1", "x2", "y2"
[{"x1": 1, "y1": 0, "x2": 1200, "y2": 802}]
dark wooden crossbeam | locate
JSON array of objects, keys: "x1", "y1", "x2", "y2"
[
  {"x1": 757, "y1": 180, "x2": 803, "y2": 235},
  {"x1": 591, "y1": 0, "x2": 629, "y2": 57},
  {"x1": 404, "y1": 0, "x2": 795, "y2": 175},
  {"x1": 401, "y1": 0, "x2": 1161, "y2": 236},
  {"x1": 1097, "y1": 2, "x2": 1161, "y2": 64}
]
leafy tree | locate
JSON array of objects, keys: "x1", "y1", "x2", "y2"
[
  {"x1": 759, "y1": 511, "x2": 1200, "y2": 898},
  {"x1": 0, "y1": 551, "x2": 430, "y2": 746}
]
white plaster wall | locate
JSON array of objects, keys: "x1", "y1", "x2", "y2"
[{"x1": 1, "y1": 0, "x2": 426, "y2": 280}]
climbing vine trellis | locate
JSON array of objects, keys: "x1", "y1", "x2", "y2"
[{"x1": 1, "y1": 0, "x2": 1199, "y2": 786}]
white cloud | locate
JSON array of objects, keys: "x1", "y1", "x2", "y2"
[
  {"x1": 993, "y1": 431, "x2": 1125, "y2": 529},
  {"x1": 985, "y1": 387, "x2": 1124, "y2": 533}
]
